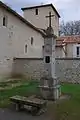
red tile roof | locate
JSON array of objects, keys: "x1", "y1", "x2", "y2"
[
  {"x1": 56, "y1": 35, "x2": 80, "y2": 47},
  {"x1": 56, "y1": 37, "x2": 64, "y2": 47}
]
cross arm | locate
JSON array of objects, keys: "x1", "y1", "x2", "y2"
[{"x1": 46, "y1": 15, "x2": 54, "y2": 18}]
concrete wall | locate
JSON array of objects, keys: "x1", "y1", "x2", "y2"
[
  {"x1": 23, "y1": 6, "x2": 59, "y2": 36},
  {"x1": 56, "y1": 58, "x2": 80, "y2": 83}
]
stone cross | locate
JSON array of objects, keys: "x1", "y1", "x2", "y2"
[
  {"x1": 39, "y1": 12, "x2": 61, "y2": 100},
  {"x1": 46, "y1": 12, "x2": 54, "y2": 28}
]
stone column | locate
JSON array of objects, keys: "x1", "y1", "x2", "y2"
[{"x1": 39, "y1": 27, "x2": 61, "y2": 100}]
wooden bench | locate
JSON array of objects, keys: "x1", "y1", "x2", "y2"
[{"x1": 10, "y1": 95, "x2": 47, "y2": 115}]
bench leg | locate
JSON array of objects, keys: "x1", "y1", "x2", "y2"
[
  {"x1": 31, "y1": 106, "x2": 40, "y2": 116},
  {"x1": 15, "y1": 104, "x2": 21, "y2": 111}
]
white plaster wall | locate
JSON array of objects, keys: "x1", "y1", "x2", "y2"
[
  {"x1": 0, "y1": 27, "x2": 13, "y2": 75},
  {"x1": 0, "y1": 7, "x2": 44, "y2": 76},
  {"x1": 0, "y1": 7, "x2": 44, "y2": 58},
  {"x1": 66, "y1": 44, "x2": 74, "y2": 57},
  {"x1": 23, "y1": 6, "x2": 59, "y2": 36},
  {"x1": 73, "y1": 44, "x2": 80, "y2": 57},
  {"x1": 55, "y1": 44, "x2": 75, "y2": 58},
  {"x1": 55, "y1": 47, "x2": 63, "y2": 58},
  {"x1": 56, "y1": 44, "x2": 79, "y2": 58}
]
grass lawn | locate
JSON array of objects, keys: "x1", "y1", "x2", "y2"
[
  {"x1": 0, "y1": 80, "x2": 80, "y2": 120},
  {"x1": 0, "y1": 80, "x2": 39, "y2": 108},
  {"x1": 54, "y1": 83, "x2": 80, "y2": 120}
]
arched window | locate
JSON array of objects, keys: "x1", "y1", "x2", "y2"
[
  {"x1": 25, "y1": 44, "x2": 27, "y2": 53},
  {"x1": 35, "y1": 8, "x2": 38, "y2": 15},
  {"x1": 31, "y1": 37, "x2": 33, "y2": 45},
  {"x1": 3, "y1": 16, "x2": 7, "y2": 27}
]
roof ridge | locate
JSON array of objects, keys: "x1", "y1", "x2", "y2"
[{"x1": 21, "y1": 3, "x2": 60, "y2": 18}]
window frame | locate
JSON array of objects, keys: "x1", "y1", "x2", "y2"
[
  {"x1": 25, "y1": 44, "x2": 27, "y2": 53},
  {"x1": 73, "y1": 45, "x2": 80, "y2": 57},
  {"x1": 76, "y1": 46, "x2": 79, "y2": 57},
  {"x1": 31, "y1": 37, "x2": 34, "y2": 45},
  {"x1": 35, "y1": 8, "x2": 38, "y2": 15},
  {"x1": 3, "y1": 16, "x2": 8, "y2": 27}
]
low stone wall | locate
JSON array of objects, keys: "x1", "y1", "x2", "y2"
[
  {"x1": 13, "y1": 58, "x2": 80, "y2": 83},
  {"x1": 13, "y1": 58, "x2": 44, "y2": 80},
  {"x1": 56, "y1": 58, "x2": 80, "y2": 83}
]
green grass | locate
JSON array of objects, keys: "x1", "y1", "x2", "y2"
[
  {"x1": 0, "y1": 81, "x2": 80, "y2": 120},
  {"x1": 0, "y1": 80, "x2": 39, "y2": 108},
  {"x1": 0, "y1": 79, "x2": 32, "y2": 88},
  {"x1": 54, "y1": 83, "x2": 80, "y2": 120}
]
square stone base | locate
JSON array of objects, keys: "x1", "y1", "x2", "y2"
[{"x1": 39, "y1": 85, "x2": 61, "y2": 100}]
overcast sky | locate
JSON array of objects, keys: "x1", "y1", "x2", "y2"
[{"x1": 1, "y1": 0, "x2": 80, "y2": 22}]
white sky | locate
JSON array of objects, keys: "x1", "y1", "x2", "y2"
[{"x1": 1, "y1": 0, "x2": 80, "y2": 22}]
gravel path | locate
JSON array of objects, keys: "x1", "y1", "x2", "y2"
[{"x1": 0, "y1": 108, "x2": 50, "y2": 120}]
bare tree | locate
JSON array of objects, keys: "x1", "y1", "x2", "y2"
[{"x1": 59, "y1": 20, "x2": 80, "y2": 36}]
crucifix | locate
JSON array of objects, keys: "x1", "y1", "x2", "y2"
[
  {"x1": 46, "y1": 12, "x2": 55, "y2": 28},
  {"x1": 39, "y1": 12, "x2": 61, "y2": 100}
]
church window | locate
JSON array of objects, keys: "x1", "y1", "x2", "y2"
[
  {"x1": 45, "y1": 56, "x2": 50, "y2": 63},
  {"x1": 25, "y1": 44, "x2": 27, "y2": 53},
  {"x1": 73, "y1": 45, "x2": 80, "y2": 57},
  {"x1": 35, "y1": 8, "x2": 38, "y2": 15},
  {"x1": 3, "y1": 16, "x2": 8, "y2": 27},
  {"x1": 76, "y1": 46, "x2": 80, "y2": 57},
  {"x1": 42, "y1": 46, "x2": 44, "y2": 56},
  {"x1": 31, "y1": 37, "x2": 33, "y2": 45}
]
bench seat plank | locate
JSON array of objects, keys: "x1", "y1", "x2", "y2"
[{"x1": 10, "y1": 95, "x2": 46, "y2": 108}]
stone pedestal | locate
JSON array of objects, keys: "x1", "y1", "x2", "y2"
[
  {"x1": 39, "y1": 77, "x2": 61, "y2": 100},
  {"x1": 39, "y1": 15, "x2": 61, "y2": 100}
]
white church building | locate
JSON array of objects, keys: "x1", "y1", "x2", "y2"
[{"x1": 0, "y1": 1, "x2": 60, "y2": 78}]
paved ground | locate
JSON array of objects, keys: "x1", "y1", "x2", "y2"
[{"x1": 0, "y1": 108, "x2": 50, "y2": 120}]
